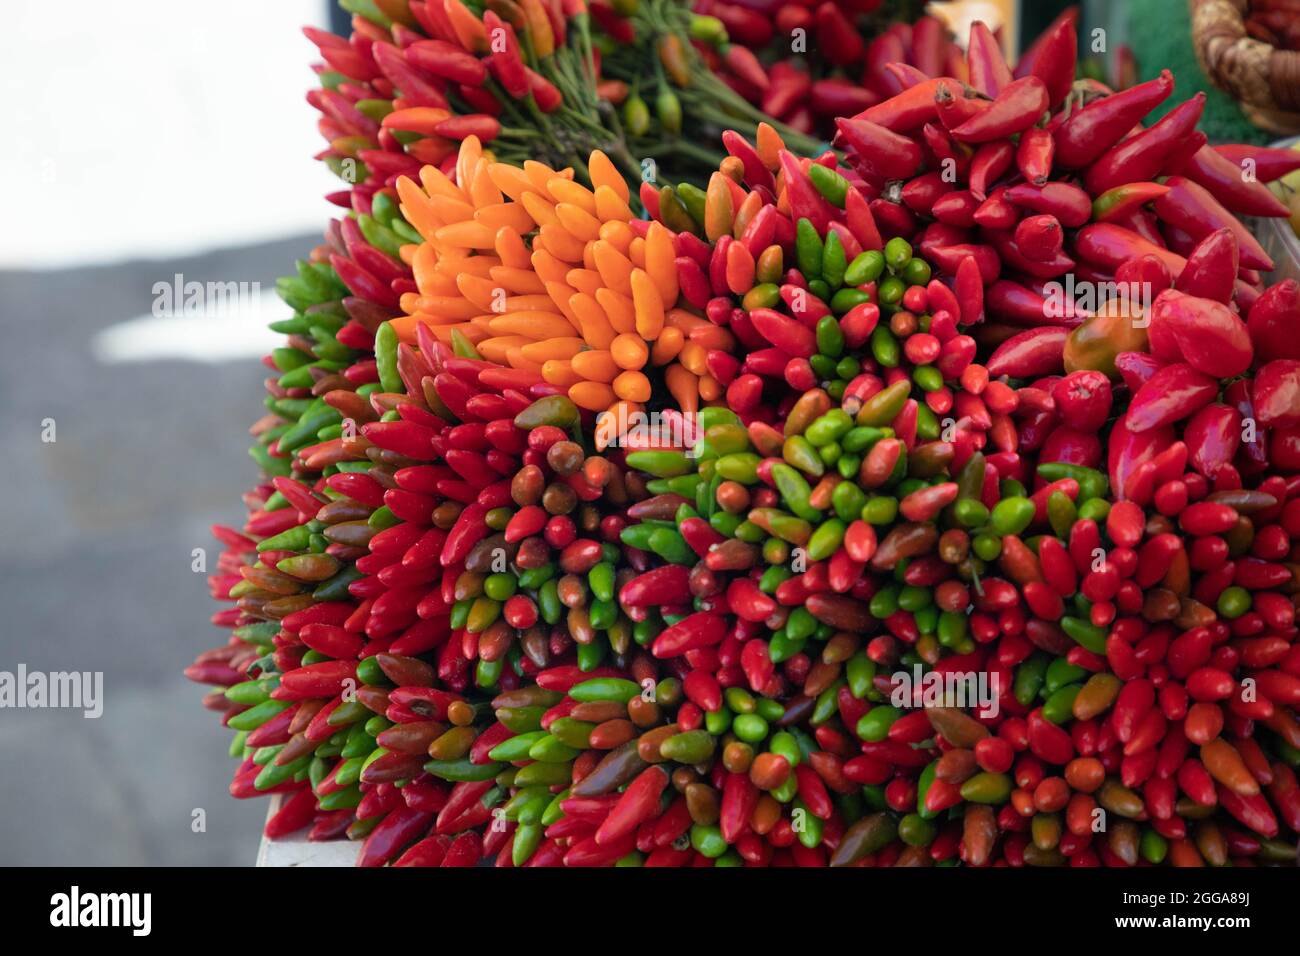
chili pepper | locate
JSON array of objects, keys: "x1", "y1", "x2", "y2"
[
  {"x1": 1154, "y1": 176, "x2": 1273, "y2": 272},
  {"x1": 951, "y1": 77, "x2": 1048, "y2": 143},
  {"x1": 853, "y1": 77, "x2": 949, "y2": 132},
  {"x1": 966, "y1": 20, "x2": 1011, "y2": 97},
  {"x1": 1214, "y1": 143, "x2": 1300, "y2": 182},
  {"x1": 1149, "y1": 289, "x2": 1253, "y2": 379},
  {"x1": 1177, "y1": 144, "x2": 1291, "y2": 219},
  {"x1": 1253, "y1": 360, "x2": 1300, "y2": 429},
  {"x1": 1246, "y1": 280, "x2": 1300, "y2": 363},
  {"x1": 1175, "y1": 228, "x2": 1238, "y2": 304},
  {"x1": 969, "y1": 140, "x2": 1015, "y2": 201},
  {"x1": 1074, "y1": 223, "x2": 1186, "y2": 279},
  {"x1": 834, "y1": 118, "x2": 923, "y2": 182},
  {"x1": 1015, "y1": 127, "x2": 1054, "y2": 185},
  {"x1": 1126, "y1": 364, "x2": 1219, "y2": 433},
  {"x1": 1092, "y1": 182, "x2": 1171, "y2": 223},
  {"x1": 1053, "y1": 70, "x2": 1173, "y2": 169},
  {"x1": 985, "y1": 327, "x2": 1067, "y2": 378},
  {"x1": 1025, "y1": 10, "x2": 1077, "y2": 108},
  {"x1": 1084, "y1": 94, "x2": 1206, "y2": 196}
]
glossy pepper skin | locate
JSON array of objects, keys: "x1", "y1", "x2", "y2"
[
  {"x1": 1153, "y1": 176, "x2": 1274, "y2": 273},
  {"x1": 1183, "y1": 403, "x2": 1242, "y2": 478},
  {"x1": 1083, "y1": 93, "x2": 1205, "y2": 196},
  {"x1": 1053, "y1": 70, "x2": 1173, "y2": 169},
  {"x1": 1253, "y1": 360, "x2": 1300, "y2": 429},
  {"x1": 985, "y1": 326, "x2": 1068, "y2": 378},
  {"x1": 1148, "y1": 290, "x2": 1253, "y2": 379},
  {"x1": 1175, "y1": 228, "x2": 1237, "y2": 304},
  {"x1": 950, "y1": 76, "x2": 1049, "y2": 143},
  {"x1": 1126, "y1": 363, "x2": 1218, "y2": 433},
  {"x1": 1247, "y1": 280, "x2": 1300, "y2": 363}
]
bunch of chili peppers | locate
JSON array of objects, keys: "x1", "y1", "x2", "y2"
[
  {"x1": 305, "y1": 0, "x2": 822, "y2": 203},
  {"x1": 188, "y1": 5, "x2": 1300, "y2": 865},
  {"x1": 688, "y1": 1, "x2": 954, "y2": 139}
]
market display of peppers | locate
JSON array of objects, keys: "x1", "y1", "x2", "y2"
[{"x1": 188, "y1": 1, "x2": 1300, "y2": 866}]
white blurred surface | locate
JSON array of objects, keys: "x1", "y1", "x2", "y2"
[
  {"x1": 1, "y1": 0, "x2": 339, "y2": 269},
  {"x1": 91, "y1": 286, "x2": 285, "y2": 364}
]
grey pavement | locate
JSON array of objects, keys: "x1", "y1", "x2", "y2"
[{"x1": 0, "y1": 235, "x2": 320, "y2": 865}]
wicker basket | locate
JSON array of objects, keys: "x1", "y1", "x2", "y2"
[{"x1": 1190, "y1": 0, "x2": 1300, "y2": 134}]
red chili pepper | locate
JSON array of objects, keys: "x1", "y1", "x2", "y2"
[
  {"x1": 934, "y1": 81, "x2": 989, "y2": 130},
  {"x1": 1253, "y1": 360, "x2": 1300, "y2": 429},
  {"x1": 813, "y1": 1, "x2": 864, "y2": 66},
  {"x1": 712, "y1": 3, "x2": 774, "y2": 46},
  {"x1": 985, "y1": 279, "x2": 1058, "y2": 328},
  {"x1": 723, "y1": 44, "x2": 770, "y2": 91},
  {"x1": 651, "y1": 611, "x2": 727, "y2": 658},
  {"x1": 1013, "y1": 215, "x2": 1064, "y2": 263},
  {"x1": 278, "y1": 660, "x2": 358, "y2": 699},
  {"x1": 954, "y1": 255, "x2": 984, "y2": 326},
  {"x1": 900, "y1": 171, "x2": 954, "y2": 216},
  {"x1": 1126, "y1": 363, "x2": 1219, "y2": 433},
  {"x1": 1074, "y1": 223, "x2": 1186, "y2": 279},
  {"x1": 969, "y1": 140, "x2": 1015, "y2": 200},
  {"x1": 1269, "y1": 764, "x2": 1300, "y2": 833},
  {"x1": 1154, "y1": 176, "x2": 1273, "y2": 272},
  {"x1": 835, "y1": 117, "x2": 923, "y2": 182},
  {"x1": 1247, "y1": 279, "x2": 1300, "y2": 363},
  {"x1": 931, "y1": 190, "x2": 980, "y2": 227},
  {"x1": 966, "y1": 20, "x2": 1012, "y2": 97},
  {"x1": 720, "y1": 772, "x2": 760, "y2": 843},
  {"x1": 762, "y1": 60, "x2": 811, "y2": 120},
  {"x1": 1003, "y1": 182, "x2": 1091, "y2": 228},
  {"x1": 1053, "y1": 70, "x2": 1173, "y2": 169},
  {"x1": 434, "y1": 113, "x2": 501, "y2": 141},
  {"x1": 750, "y1": 306, "x2": 817, "y2": 357},
  {"x1": 526, "y1": 68, "x2": 563, "y2": 112},
  {"x1": 1027, "y1": 708, "x2": 1075, "y2": 764},
  {"x1": 596, "y1": 766, "x2": 668, "y2": 845},
  {"x1": 950, "y1": 76, "x2": 1048, "y2": 143},
  {"x1": 1025, "y1": 11, "x2": 1078, "y2": 109},
  {"x1": 778, "y1": 151, "x2": 836, "y2": 235},
  {"x1": 620, "y1": 565, "x2": 692, "y2": 607},
  {"x1": 973, "y1": 189, "x2": 1019, "y2": 230},
  {"x1": 1083, "y1": 94, "x2": 1205, "y2": 196},
  {"x1": 984, "y1": 326, "x2": 1067, "y2": 378},
  {"x1": 727, "y1": 577, "x2": 778, "y2": 622},
  {"x1": 1177, "y1": 143, "x2": 1291, "y2": 218},
  {"x1": 1050, "y1": 370, "x2": 1111, "y2": 432},
  {"x1": 1015, "y1": 127, "x2": 1054, "y2": 185},
  {"x1": 927, "y1": 243, "x2": 1000, "y2": 285},
  {"x1": 1174, "y1": 228, "x2": 1237, "y2": 304},
  {"x1": 1149, "y1": 289, "x2": 1253, "y2": 379},
  {"x1": 1183, "y1": 403, "x2": 1242, "y2": 478},
  {"x1": 722, "y1": 130, "x2": 775, "y2": 194},
  {"x1": 1108, "y1": 409, "x2": 1175, "y2": 501},
  {"x1": 406, "y1": 38, "x2": 488, "y2": 85},
  {"x1": 810, "y1": 78, "x2": 879, "y2": 117},
  {"x1": 852, "y1": 76, "x2": 951, "y2": 131},
  {"x1": 1214, "y1": 143, "x2": 1300, "y2": 183},
  {"x1": 910, "y1": 14, "x2": 947, "y2": 77}
]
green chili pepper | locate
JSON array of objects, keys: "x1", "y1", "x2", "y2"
[
  {"x1": 845, "y1": 250, "x2": 885, "y2": 286},
  {"x1": 821, "y1": 231, "x2": 847, "y2": 290},
  {"x1": 795, "y1": 218, "x2": 823, "y2": 280}
]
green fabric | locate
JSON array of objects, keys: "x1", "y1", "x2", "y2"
[{"x1": 1127, "y1": 0, "x2": 1269, "y2": 145}]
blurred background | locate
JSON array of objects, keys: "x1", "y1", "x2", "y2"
[{"x1": 0, "y1": 0, "x2": 341, "y2": 865}]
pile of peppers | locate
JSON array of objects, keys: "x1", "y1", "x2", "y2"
[
  {"x1": 304, "y1": 0, "x2": 826, "y2": 205},
  {"x1": 186, "y1": 4, "x2": 1300, "y2": 867}
]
